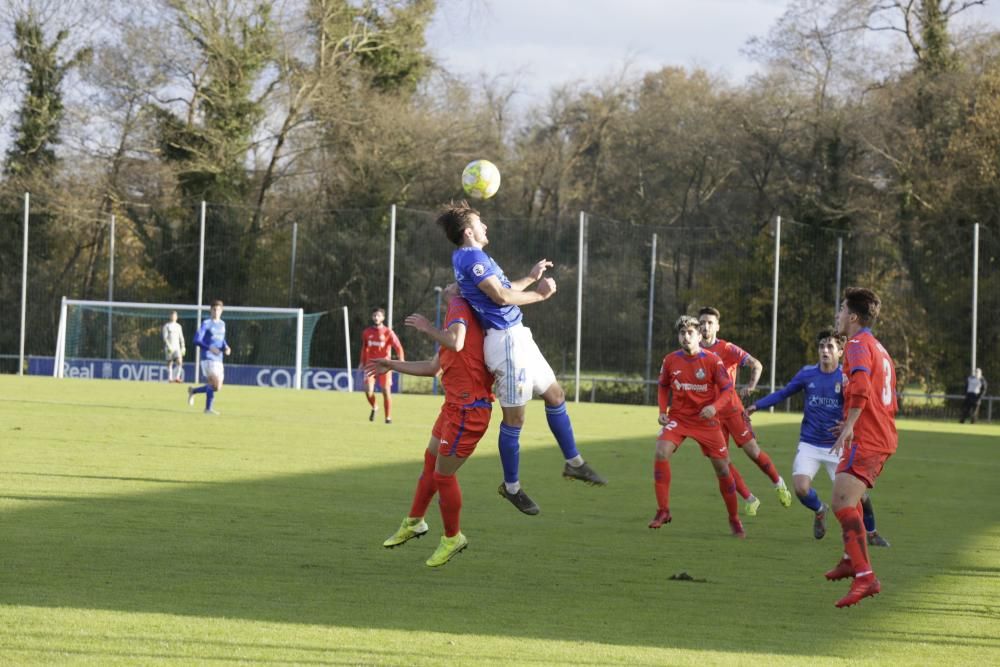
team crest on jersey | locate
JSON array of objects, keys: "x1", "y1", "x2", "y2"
[
  {"x1": 472, "y1": 263, "x2": 486, "y2": 277},
  {"x1": 695, "y1": 368, "x2": 706, "y2": 379},
  {"x1": 835, "y1": 382, "x2": 841, "y2": 393}
]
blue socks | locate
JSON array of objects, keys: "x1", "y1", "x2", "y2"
[
  {"x1": 798, "y1": 487, "x2": 823, "y2": 512},
  {"x1": 192, "y1": 385, "x2": 215, "y2": 411},
  {"x1": 861, "y1": 496, "x2": 876, "y2": 532},
  {"x1": 498, "y1": 423, "x2": 521, "y2": 484},
  {"x1": 545, "y1": 402, "x2": 579, "y2": 461}
]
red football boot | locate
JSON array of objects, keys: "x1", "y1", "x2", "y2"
[
  {"x1": 648, "y1": 509, "x2": 672, "y2": 528},
  {"x1": 729, "y1": 518, "x2": 746, "y2": 539},
  {"x1": 825, "y1": 558, "x2": 855, "y2": 581},
  {"x1": 835, "y1": 574, "x2": 881, "y2": 608}
]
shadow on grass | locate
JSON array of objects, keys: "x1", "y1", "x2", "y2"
[{"x1": 1, "y1": 425, "x2": 999, "y2": 658}]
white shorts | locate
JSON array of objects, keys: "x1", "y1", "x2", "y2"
[
  {"x1": 201, "y1": 360, "x2": 225, "y2": 382},
  {"x1": 484, "y1": 323, "x2": 557, "y2": 408},
  {"x1": 792, "y1": 441, "x2": 840, "y2": 482},
  {"x1": 165, "y1": 348, "x2": 183, "y2": 362}
]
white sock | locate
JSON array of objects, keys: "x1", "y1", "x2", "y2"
[
  {"x1": 566, "y1": 455, "x2": 584, "y2": 467},
  {"x1": 505, "y1": 481, "x2": 521, "y2": 494}
]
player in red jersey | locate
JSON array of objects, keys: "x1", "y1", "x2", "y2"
[
  {"x1": 372, "y1": 284, "x2": 493, "y2": 567},
  {"x1": 651, "y1": 316, "x2": 747, "y2": 537},
  {"x1": 825, "y1": 287, "x2": 897, "y2": 607},
  {"x1": 698, "y1": 307, "x2": 792, "y2": 512},
  {"x1": 359, "y1": 307, "x2": 405, "y2": 423}
]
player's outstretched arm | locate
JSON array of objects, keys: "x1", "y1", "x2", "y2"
[
  {"x1": 739, "y1": 354, "x2": 764, "y2": 398},
  {"x1": 509, "y1": 259, "x2": 554, "y2": 291},
  {"x1": 366, "y1": 356, "x2": 440, "y2": 379},
  {"x1": 748, "y1": 371, "x2": 806, "y2": 414},
  {"x1": 405, "y1": 313, "x2": 467, "y2": 352},
  {"x1": 478, "y1": 274, "x2": 555, "y2": 307}
]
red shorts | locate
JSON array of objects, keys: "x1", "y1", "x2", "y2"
[
  {"x1": 837, "y1": 444, "x2": 891, "y2": 488},
  {"x1": 719, "y1": 409, "x2": 755, "y2": 446},
  {"x1": 367, "y1": 370, "x2": 392, "y2": 390},
  {"x1": 657, "y1": 418, "x2": 729, "y2": 459},
  {"x1": 431, "y1": 400, "x2": 492, "y2": 458}
]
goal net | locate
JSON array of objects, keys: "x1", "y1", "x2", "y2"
[{"x1": 53, "y1": 299, "x2": 324, "y2": 389}]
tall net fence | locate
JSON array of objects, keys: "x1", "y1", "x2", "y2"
[{"x1": 1, "y1": 195, "x2": 995, "y2": 419}]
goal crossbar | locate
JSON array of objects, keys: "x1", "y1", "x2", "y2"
[{"x1": 54, "y1": 298, "x2": 308, "y2": 389}]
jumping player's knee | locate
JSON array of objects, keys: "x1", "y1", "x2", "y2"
[
  {"x1": 541, "y1": 382, "x2": 565, "y2": 405},
  {"x1": 500, "y1": 405, "x2": 526, "y2": 428}
]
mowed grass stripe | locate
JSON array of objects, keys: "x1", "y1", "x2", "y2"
[{"x1": 1, "y1": 375, "x2": 998, "y2": 665}]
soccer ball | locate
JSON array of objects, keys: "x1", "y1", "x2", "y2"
[{"x1": 462, "y1": 159, "x2": 501, "y2": 199}]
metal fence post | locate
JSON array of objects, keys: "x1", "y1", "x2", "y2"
[
  {"x1": 644, "y1": 232, "x2": 657, "y2": 405},
  {"x1": 574, "y1": 211, "x2": 585, "y2": 403},
  {"x1": 18, "y1": 192, "x2": 29, "y2": 375},
  {"x1": 769, "y1": 216, "x2": 782, "y2": 406},
  {"x1": 388, "y1": 204, "x2": 396, "y2": 329}
]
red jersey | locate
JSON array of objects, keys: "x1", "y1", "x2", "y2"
[
  {"x1": 843, "y1": 328, "x2": 898, "y2": 454},
  {"x1": 702, "y1": 338, "x2": 750, "y2": 414},
  {"x1": 440, "y1": 297, "x2": 494, "y2": 405},
  {"x1": 658, "y1": 349, "x2": 733, "y2": 422},
  {"x1": 360, "y1": 324, "x2": 404, "y2": 364}
]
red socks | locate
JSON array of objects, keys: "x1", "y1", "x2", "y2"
[
  {"x1": 753, "y1": 450, "x2": 780, "y2": 484},
  {"x1": 366, "y1": 393, "x2": 376, "y2": 408},
  {"x1": 654, "y1": 460, "x2": 671, "y2": 511},
  {"x1": 408, "y1": 450, "x2": 438, "y2": 518},
  {"x1": 835, "y1": 506, "x2": 872, "y2": 575},
  {"x1": 434, "y1": 471, "x2": 462, "y2": 537},
  {"x1": 717, "y1": 473, "x2": 739, "y2": 519},
  {"x1": 729, "y1": 463, "x2": 752, "y2": 500}
]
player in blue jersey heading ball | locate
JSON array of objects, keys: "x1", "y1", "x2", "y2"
[
  {"x1": 747, "y1": 330, "x2": 889, "y2": 546},
  {"x1": 436, "y1": 201, "x2": 606, "y2": 515}
]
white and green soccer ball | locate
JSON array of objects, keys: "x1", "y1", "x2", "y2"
[{"x1": 461, "y1": 159, "x2": 501, "y2": 199}]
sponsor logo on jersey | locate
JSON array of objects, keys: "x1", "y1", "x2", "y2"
[{"x1": 674, "y1": 380, "x2": 709, "y2": 391}]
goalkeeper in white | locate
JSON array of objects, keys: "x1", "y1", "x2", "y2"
[{"x1": 162, "y1": 311, "x2": 186, "y2": 383}]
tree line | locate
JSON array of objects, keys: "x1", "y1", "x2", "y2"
[{"x1": 0, "y1": 0, "x2": 996, "y2": 397}]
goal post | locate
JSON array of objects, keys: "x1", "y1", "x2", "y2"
[{"x1": 53, "y1": 299, "x2": 320, "y2": 389}]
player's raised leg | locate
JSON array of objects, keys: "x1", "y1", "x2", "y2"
[{"x1": 541, "y1": 381, "x2": 606, "y2": 485}]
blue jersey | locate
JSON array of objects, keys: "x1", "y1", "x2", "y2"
[
  {"x1": 452, "y1": 246, "x2": 523, "y2": 330},
  {"x1": 752, "y1": 364, "x2": 843, "y2": 447},
  {"x1": 194, "y1": 318, "x2": 228, "y2": 362}
]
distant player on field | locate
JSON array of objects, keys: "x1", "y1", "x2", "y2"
[
  {"x1": 187, "y1": 300, "x2": 230, "y2": 415},
  {"x1": 373, "y1": 284, "x2": 491, "y2": 567},
  {"x1": 162, "y1": 310, "x2": 186, "y2": 383},
  {"x1": 359, "y1": 307, "x2": 404, "y2": 424},
  {"x1": 698, "y1": 307, "x2": 792, "y2": 513},
  {"x1": 437, "y1": 201, "x2": 606, "y2": 517},
  {"x1": 651, "y1": 316, "x2": 746, "y2": 537},
  {"x1": 747, "y1": 330, "x2": 889, "y2": 546},
  {"x1": 824, "y1": 287, "x2": 898, "y2": 608}
]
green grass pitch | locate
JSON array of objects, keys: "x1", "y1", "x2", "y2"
[{"x1": 1, "y1": 375, "x2": 998, "y2": 665}]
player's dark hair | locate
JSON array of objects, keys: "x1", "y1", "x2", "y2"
[
  {"x1": 816, "y1": 329, "x2": 845, "y2": 347},
  {"x1": 211, "y1": 299, "x2": 224, "y2": 307},
  {"x1": 372, "y1": 307, "x2": 385, "y2": 316},
  {"x1": 698, "y1": 306, "x2": 721, "y2": 320},
  {"x1": 437, "y1": 201, "x2": 481, "y2": 246},
  {"x1": 843, "y1": 287, "x2": 881, "y2": 326},
  {"x1": 675, "y1": 315, "x2": 700, "y2": 332}
]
